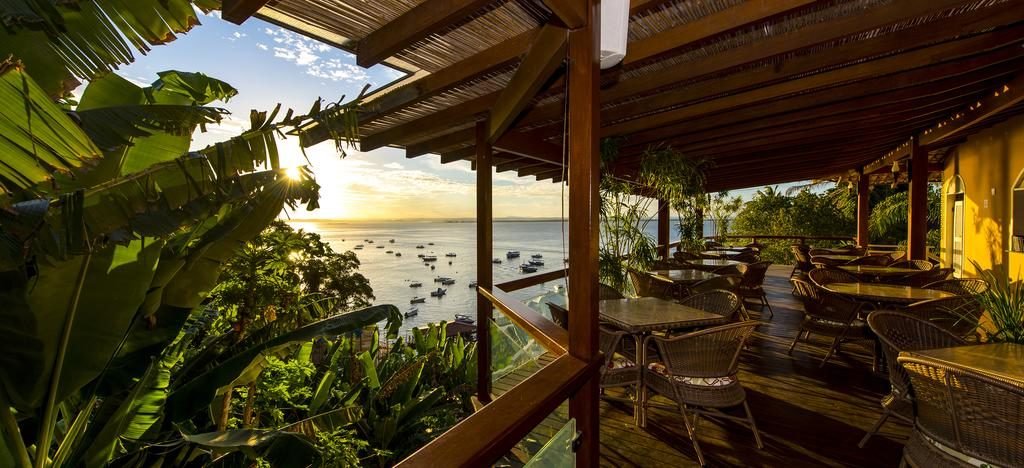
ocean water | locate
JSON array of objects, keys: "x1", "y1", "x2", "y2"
[{"x1": 288, "y1": 219, "x2": 713, "y2": 331}]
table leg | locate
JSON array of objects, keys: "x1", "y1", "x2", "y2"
[{"x1": 635, "y1": 333, "x2": 646, "y2": 428}]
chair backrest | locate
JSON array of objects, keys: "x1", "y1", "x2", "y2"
[
  {"x1": 738, "y1": 261, "x2": 771, "y2": 289},
  {"x1": 810, "y1": 256, "x2": 845, "y2": 268},
  {"x1": 807, "y1": 248, "x2": 833, "y2": 256},
  {"x1": 898, "y1": 355, "x2": 1024, "y2": 467},
  {"x1": 792, "y1": 278, "x2": 825, "y2": 316},
  {"x1": 730, "y1": 252, "x2": 759, "y2": 263},
  {"x1": 889, "y1": 259, "x2": 934, "y2": 271},
  {"x1": 679, "y1": 290, "x2": 741, "y2": 319},
  {"x1": 628, "y1": 269, "x2": 675, "y2": 300},
  {"x1": 844, "y1": 255, "x2": 892, "y2": 266},
  {"x1": 905, "y1": 267, "x2": 953, "y2": 287},
  {"x1": 546, "y1": 302, "x2": 569, "y2": 330},
  {"x1": 807, "y1": 267, "x2": 859, "y2": 287},
  {"x1": 711, "y1": 264, "x2": 742, "y2": 275},
  {"x1": 905, "y1": 296, "x2": 983, "y2": 339},
  {"x1": 598, "y1": 325, "x2": 628, "y2": 367},
  {"x1": 650, "y1": 321, "x2": 758, "y2": 378},
  {"x1": 599, "y1": 282, "x2": 625, "y2": 300},
  {"x1": 924, "y1": 278, "x2": 991, "y2": 297},
  {"x1": 888, "y1": 251, "x2": 907, "y2": 263},
  {"x1": 791, "y1": 245, "x2": 813, "y2": 270},
  {"x1": 688, "y1": 275, "x2": 742, "y2": 294},
  {"x1": 867, "y1": 310, "x2": 966, "y2": 398}
]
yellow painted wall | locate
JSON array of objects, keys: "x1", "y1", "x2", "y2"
[{"x1": 940, "y1": 114, "x2": 1024, "y2": 279}]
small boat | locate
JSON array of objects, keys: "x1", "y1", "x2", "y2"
[
  {"x1": 448, "y1": 261, "x2": 453, "y2": 265},
  {"x1": 492, "y1": 258, "x2": 503, "y2": 264},
  {"x1": 430, "y1": 288, "x2": 447, "y2": 297},
  {"x1": 389, "y1": 239, "x2": 395, "y2": 243},
  {"x1": 410, "y1": 297, "x2": 426, "y2": 304},
  {"x1": 409, "y1": 281, "x2": 422, "y2": 288},
  {"x1": 430, "y1": 265, "x2": 436, "y2": 270},
  {"x1": 529, "y1": 259, "x2": 544, "y2": 266},
  {"x1": 416, "y1": 245, "x2": 425, "y2": 249},
  {"x1": 354, "y1": 245, "x2": 364, "y2": 250},
  {"x1": 520, "y1": 264, "x2": 537, "y2": 273},
  {"x1": 367, "y1": 240, "x2": 374, "y2": 244},
  {"x1": 435, "y1": 276, "x2": 452, "y2": 283},
  {"x1": 405, "y1": 307, "x2": 419, "y2": 318},
  {"x1": 445, "y1": 252, "x2": 457, "y2": 257},
  {"x1": 428, "y1": 242, "x2": 435, "y2": 245},
  {"x1": 422, "y1": 255, "x2": 438, "y2": 262},
  {"x1": 454, "y1": 314, "x2": 474, "y2": 325},
  {"x1": 386, "y1": 250, "x2": 393, "y2": 254},
  {"x1": 417, "y1": 253, "x2": 425, "y2": 258},
  {"x1": 376, "y1": 245, "x2": 385, "y2": 249},
  {"x1": 531, "y1": 254, "x2": 543, "y2": 259},
  {"x1": 441, "y1": 278, "x2": 456, "y2": 285},
  {"x1": 395, "y1": 252, "x2": 402, "y2": 257},
  {"x1": 468, "y1": 280, "x2": 478, "y2": 288},
  {"x1": 506, "y1": 250, "x2": 520, "y2": 258}
]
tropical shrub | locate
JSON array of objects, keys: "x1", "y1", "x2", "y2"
[{"x1": 731, "y1": 186, "x2": 855, "y2": 263}]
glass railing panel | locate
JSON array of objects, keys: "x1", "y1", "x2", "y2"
[
  {"x1": 492, "y1": 401, "x2": 572, "y2": 467},
  {"x1": 524, "y1": 416, "x2": 576, "y2": 468},
  {"x1": 490, "y1": 308, "x2": 546, "y2": 383}
]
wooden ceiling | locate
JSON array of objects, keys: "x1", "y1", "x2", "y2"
[{"x1": 235, "y1": 0, "x2": 1024, "y2": 191}]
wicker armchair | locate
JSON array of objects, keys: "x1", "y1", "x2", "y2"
[
  {"x1": 737, "y1": 261, "x2": 773, "y2": 318},
  {"x1": 887, "y1": 251, "x2": 906, "y2": 263},
  {"x1": 687, "y1": 274, "x2": 742, "y2": 296},
  {"x1": 810, "y1": 255, "x2": 846, "y2": 268},
  {"x1": 904, "y1": 296, "x2": 983, "y2": 341},
  {"x1": 643, "y1": 322, "x2": 763, "y2": 466},
  {"x1": 807, "y1": 268, "x2": 860, "y2": 287},
  {"x1": 859, "y1": 311, "x2": 966, "y2": 448},
  {"x1": 598, "y1": 325, "x2": 642, "y2": 412},
  {"x1": 898, "y1": 354, "x2": 1024, "y2": 467},
  {"x1": 710, "y1": 264, "x2": 742, "y2": 276},
  {"x1": 599, "y1": 282, "x2": 625, "y2": 300},
  {"x1": 790, "y1": 279, "x2": 871, "y2": 367},
  {"x1": 902, "y1": 267, "x2": 953, "y2": 287},
  {"x1": 923, "y1": 278, "x2": 990, "y2": 296},
  {"x1": 808, "y1": 248, "x2": 834, "y2": 256},
  {"x1": 679, "y1": 290, "x2": 742, "y2": 321},
  {"x1": 844, "y1": 255, "x2": 892, "y2": 266},
  {"x1": 730, "y1": 252, "x2": 759, "y2": 263},
  {"x1": 790, "y1": 245, "x2": 814, "y2": 281},
  {"x1": 628, "y1": 269, "x2": 676, "y2": 300},
  {"x1": 546, "y1": 302, "x2": 569, "y2": 329},
  {"x1": 889, "y1": 260, "x2": 934, "y2": 271}
]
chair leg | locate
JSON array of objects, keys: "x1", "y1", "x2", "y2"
[
  {"x1": 787, "y1": 328, "x2": 805, "y2": 355},
  {"x1": 857, "y1": 409, "x2": 890, "y2": 448},
  {"x1": 761, "y1": 295, "x2": 774, "y2": 318},
  {"x1": 742, "y1": 400, "x2": 764, "y2": 449},
  {"x1": 819, "y1": 336, "x2": 842, "y2": 367},
  {"x1": 680, "y1": 404, "x2": 706, "y2": 466}
]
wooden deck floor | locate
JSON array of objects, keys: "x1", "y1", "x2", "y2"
[{"x1": 493, "y1": 265, "x2": 907, "y2": 467}]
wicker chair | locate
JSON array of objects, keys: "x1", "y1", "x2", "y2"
[
  {"x1": 643, "y1": 322, "x2": 763, "y2": 466},
  {"x1": 898, "y1": 354, "x2": 1024, "y2": 467},
  {"x1": 710, "y1": 264, "x2": 742, "y2": 276},
  {"x1": 652, "y1": 259, "x2": 687, "y2": 271},
  {"x1": 889, "y1": 260, "x2": 934, "y2": 271},
  {"x1": 546, "y1": 302, "x2": 570, "y2": 329},
  {"x1": 629, "y1": 269, "x2": 676, "y2": 300},
  {"x1": 923, "y1": 278, "x2": 990, "y2": 297},
  {"x1": 859, "y1": 311, "x2": 966, "y2": 448},
  {"x1": 790, "y1": 245, "x2": 814, "y2": 281},
  {"x1": 810, "y1": 255, "x2": 846, "y2": 268},
  {"x1": 844, "y1": 255, "x2": 892, "y2": 266},
  {"x1": 790, "y1": 279, "x2": 871, "y2": 367},
  {"x1": 807, "y1": 268, "x2": 860, "y2": 287},
  {"x1": 904, "y1": 296, "x2": 983, "y2": 341},
  {"x1": 887, "y1": 251, "x2": 907, "y2": 263},
  {"x1": 687, "y1": 274, "x2": 742, "y2": 296},
  {"x1": 730, "y1": 252, "x2": 759, "y2": 263},
  {"x1": 902, "y1": 267, "x2": 953, "y2": 287},
  {"x1": 599, "y1": 282, "x2": 625, "y2": 300},
  {"x1": 598, "y1": 325, "x2": 642, "y2": 413},
  {"x1": 679, "y1": 290, "x2": 742, "y2": 321},
  {"x1": 807, "y1": 248, "x2": 834, "y2": 256},
  {"x1": 737, "y1": 261, "x2": 773, "y2": 318}
]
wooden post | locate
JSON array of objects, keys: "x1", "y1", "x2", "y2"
[
  {"x1": 567, "y1": 3, "x2": 600, "y2": 465},
  {"x1": 657, "y1": 198, "x2": 670, "y2": 258},
  {"x1": 475, "y1": 120, "x2": 493, "y2": 402},
  {"x1": 856, "y1": 168, "x2": 870, "y2": 248},
  {"x1": 695, "y1": 207, "x2": 704, "y2": 239},
  {"x1": 908, "y1": 137, "x2": 928, "y2": 260}
]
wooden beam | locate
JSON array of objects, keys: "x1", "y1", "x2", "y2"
[
  {"x1": 357, "y1": 0, "x2": 495, "y2": 68},
  {"x1": 360, "y1": 94, "x2": 497, "y2": 151},
  {"x1": 440, "y1": 147, "x2": 475, "y2": 164},
  {"x1": 657, "y1": 199, "x2": 670, "y2": 259},
  {"x1": 566, "y1": 8, "x2": 601, "y2": 465},
  {"x1": 494, "y1": 131, "x2": 563, "y2": 165},
  {"x1": 533, "y1": 168, "x2": 564, "y2": 181},
  {"x1": 908, "y1": 137, "x2": 929, "y2": 260},
  {"x1": 475, "y1": 120, "x2": 493, "y2": 402},
  {"x1": 495, "y1": 157, "x2": 529, "y2": 172},
  {"x1": 857, "y1": 168, "x2": 870, "y2": 247},
  {"x1": 489, "y1": 24, "x2": 568, "y2": 141},
  {"x1": 543, "y1": 0, "x2": 586, "y2": 28},
  {"x1": 406, "y1": 129, "x2": 476, "y2": 158},
  {"x1": 921, "y1": 72, "x2": 1024, "y2": 147},
  {"x1": 623, "y1": 0, "x2": 817, "y2": 66},
  {"x1": 518, "y1": 164, "x2": 559, "y2": 177},
  {"x1": 221, "y1": 0, "x2": 270, "y2": 24},
  {"x1": 864, "y1": 141, "x2": 913, "y2": 174}
]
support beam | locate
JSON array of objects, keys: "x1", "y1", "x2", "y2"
[
  {"x1": 921, "y1": 72, "x2": 1024, "y2": 147},
  {"x1": 475, "y1": 120, "x2": 493, "y2": 403},
  {"x1": 494, "y1": 131, "x2": 564, "y2": 164},
  {"x1": 857, "y1": 169, "x2": 870, "y2": 248},
  {"x1": 357, "y1": 0, "x2": 494, "y2": 68},
  {"x1": 489, "y1": 24, "x2": 568, "y2": 141},
  {"x1": 657, "y1": 199, "x2": 670, "y2": 259},
  {"x1": 360, "y1": 94, "x2": 496, "y2": 151},
  {"x1": 407, "y1": 129, "x2": 477, "y2": 158},
  {"x1": 543, "y1": 0, "x2": 586, "y2": 28},
  {"x1": 566, "y1": 6, "x2": 600, "y2": 466},
  {"x1": 908, "y1": 137, "x2": 929, "y2": 260},
  {"x1": 221, "y1": 0, "x2": 270, "y2": 24}
]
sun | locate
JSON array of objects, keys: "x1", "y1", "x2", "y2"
[{"x1": 285, "y1": 166, "x2": 302, "y2": 180}]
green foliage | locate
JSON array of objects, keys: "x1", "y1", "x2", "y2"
[
  {"x1": 731, "y1": 186, "x2": 855, "y2": 263},
  {"x1": 252, "y1": 356, "x2": 317, "y2": 426},
  {"x1": 705, "y1": 191, "x2": 743, "y2": 239},
  {"x1": 973, "y1": 262, "x2": 1024, "y2": 344}
]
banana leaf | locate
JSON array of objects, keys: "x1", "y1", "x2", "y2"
[
  {"x1": 165, "y1": 304, "x2": 401, "y2": 423},
  {"x1": 183, "y1": 429, "x2": 321, "y2": 467}
]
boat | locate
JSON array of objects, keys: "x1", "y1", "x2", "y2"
[
  {"x1": 529, "y1": 259, "x2": 544, "y2": 266},
  {"x1": 430, "y1": 288, "x2": 446, "y2": 297},
  {"x1": 434, "y1": 276, "x2": 452, "y2": 283},
  {"x1": 468, "y1": 280, "x2": 478, "y2": 288},
  {"x1": 354, "y1": 244, "x2": 364, "y2": 250},
  {"x1": 445, "y1": 252, "x2": 457, "y2": 257},
  {"x1": 454, "y1": 314, "x2": 474, "y2": 325},
  {"x1": 531, "y1": 254, "x2": 543, "y2": 259},
  {"x1": 448, "y1": 261, "x2": 453, "y2": 265},
  {"x1": 367, "y1": 240, "x2": 374, "y2": 244},
  {"x1": 492, "y1": 258, "x2": 502, "y2": 264},
  {"x1": 376, "y1": 245, "x2": 385, "y2": 249},
  {"x1": 428, "y1": 242, "x2": 434, "y2": 245},
  {"x1": 422, "y1": 255, "x2": 438, "y2": 262},
  {"x1": 506, "y1": 250, "x2": 520, "y2": 258},
  {"x1": 410, "y1": 297, "x2": 426, "y2": 304},
  {"x1": 395, "y1": 252, "x2": 402, "y2": 257},
  {"x1": 417, "y1": 253, "x2": 425, "y2": 258},
  {"x1": 520, "y1": 264, "x2": 537, "y2": 273},
  {"x1": 416, "y1": 245, "x2": 425, "y2": 249},
  {"x1": 389, "y1": 239, "x2": 395, "y2": 243},
  {"x1": 386, "y1": 250, "x2": 393, "y2": 254},
  {"x1": 405, "y1": 307, "x2": 419, "y2": 318},
  {"x1": 430, "y1": 265, "x2": 436, "y2": 270},
  {"x1": 441, "y1": 278, "x2": 456, "y2": 285},
  {"x1": 409, "y1": 281, "x2": 422, "y2": 287}
]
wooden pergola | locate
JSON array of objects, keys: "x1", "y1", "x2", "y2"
[{"x1": 221, "y1": 0, "x2": 1024, "y2": 465}]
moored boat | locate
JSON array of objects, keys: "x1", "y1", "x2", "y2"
[
  {"x1": 531, "y1": 254, "x2": 543, "y2": 259},
  {"x1": 454, "y1": 314, "x2": 474, "y2": 325},
  {"x1": 405, "y1": 307, "x2": 419, "y2": 318},
  {"x1": 520, "y1": 264, "x2": 537, "y2": 273},
  {"x1": 416, "y1": 245, "x2": 425, "y2": 249},
  {"x1": 529, "y1": 259, "x2": 544, "y2": 266},
  {"x1": 506, "y1": 250, "x2": 520, "y2": 258},
  {"x1": 410, "y1": 297, "x2": 426, "y2": 304},
  {"x1": 492, "y1": 258, "x2": 502, "y2": 264},
  {"x1": 445, "y1": 252, "x2": 457, "y2": 257},
  {"x1": 409, "y1": 281, "x2": 422, "y2": 287},
  {"x1": 423, "y1": 255, "x2": 438, "y2": 262},
  {"x1": 468, "y1": 280, "x2": 478, "y2": 288},
  {"x1": 441, "y1": 278, "x2": 456, "y2": 285},
  {"x1": 430, "y1": 288, "x2": 446, "y2": 297},
  {"x1": 354, "y1": 244, "x2": 364, "y2": 249}
]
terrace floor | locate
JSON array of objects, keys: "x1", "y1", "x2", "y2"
[{"x1": 493, "y1": 265, "x2": 906, "y2": 467}]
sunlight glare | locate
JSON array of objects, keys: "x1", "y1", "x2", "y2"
[{"x1": 285, "y1": 166, "x2": 302, "y2": 180}]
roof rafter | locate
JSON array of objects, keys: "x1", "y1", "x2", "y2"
[
  {"x1": 357, "y1": 0, "x2": 496, "y2": 68},
  {"x1": 489, "y1": 24, "x2": 568, "y2": 141}
]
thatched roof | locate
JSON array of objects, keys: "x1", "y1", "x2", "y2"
[{"x1": 254, "y1": 0, "x2": 1024, "y2": 191}]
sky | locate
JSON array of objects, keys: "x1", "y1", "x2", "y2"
[{"x1": 106, "y1": 10, "x2": 797, "y2": 220}]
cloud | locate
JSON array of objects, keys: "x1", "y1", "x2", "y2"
[
  {"x1": 257, "y1": 43, "x2": 268, "y2": 51},
  {"x1": 261, "y1": 28, "x2": 369, "y2": 83},
  {"x1": 226, "y1": 31, "x2": 247, "y2": 41},
  {"x1": 382, "y1": 162, "x2": 404, "y2": 169}
]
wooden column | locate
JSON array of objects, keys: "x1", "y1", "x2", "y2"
[
  {"x1": 856, "y1": 169, "x2": 870, "y2": 248},
  {"x1": 695, "y1": 207, "x2": 705, "y2": 238},
  {"x1": 567, "y1": 3, "x2": 600, "y2": 465},
  {"x1": 657, "y1": 199, "x2": 670, "y2": 258},
  {"x1": 908, "y1": 137, "x2": 928, "y2": 260},
  {"x1": 475, "y1": 120, "x2": 493, "y2": 402}
]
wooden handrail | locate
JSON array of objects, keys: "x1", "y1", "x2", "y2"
[
  {"x1": 478, "y1": 287, "x2": 568, "y2": 355},
  {"x1": 495, "y1": 268, "x2": 568, "y2": 292},
  {"x1": 705, "y1": 234, "x2": 855, "y2": 243},
  {"x1": 396, "y1": 352, "x2": 599, "y2": 467}
]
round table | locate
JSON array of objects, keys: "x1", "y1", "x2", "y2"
[
  {"x1": 688, "y1": 259, "x2": 743, "y2": 267},
  {"x1": 838, "y1": 265, "x2": 924, "y2": 282},
  {"x1": 825, "y1": 282, "x2": 956, "y2": 304}
]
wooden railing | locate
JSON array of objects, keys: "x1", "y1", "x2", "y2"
[
  {"x1": 704, "y1": 234, "x2": 856, "y2": 245},
  {"x1": 396, "y1": 268, "x2": 595, "y2": 467}
]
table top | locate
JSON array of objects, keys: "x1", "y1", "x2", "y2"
[
  {"x1": 907, "y1": 343, "x2": 1024, "y2": 384},
  {"x1": 599, "y1": 297, "x2": 730, "y2": 333},
  {"x1": 814, "y1": 254, "x2": 860, "y2": 261},
  {"x1": 649, "y1": 269, "x2": 719, "y2": 284},
  {"x1": 688, "y1": 259, "x2": 743, "y2": 267},
  {"x1": 839, "y1": 265, "x2": 924, "y2": 276},
  {"x1": 706, "y1": 247, "x2": 748, "y2": 252},
  {"x1": 825, "y1": 282, "x2": 956, "y2": 303}
]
